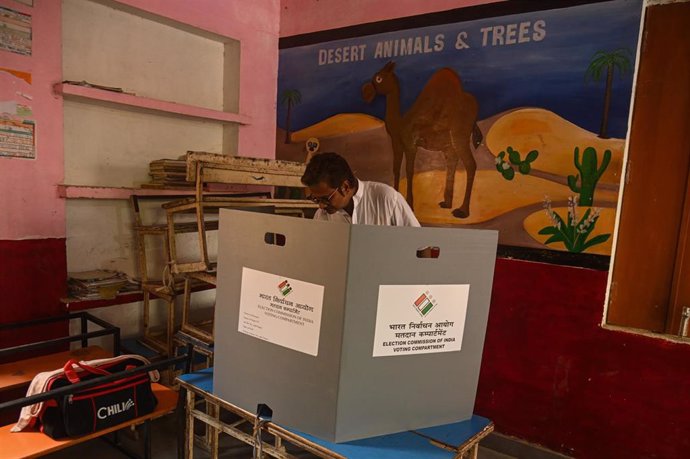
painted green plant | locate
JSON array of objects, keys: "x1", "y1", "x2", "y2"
[
  {"x1": 538, "y1": 196, "x2": 611, "y2": 253},
  {"x1": 585, "y1": 48, "x2": 632, "y2": 138},
  {"x1": 280, "y1": 88, "x2": 302, "y2": 144},
  {"x1": 495, "y1": 146, "x2": 539, "y2": 180},
  {"x1": 567, "y1": 146, "x2": 611, "y2": 206}
]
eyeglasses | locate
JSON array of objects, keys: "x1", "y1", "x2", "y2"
[{"x1": 308, "y1": 187, "x2": 339, "y2": 205}]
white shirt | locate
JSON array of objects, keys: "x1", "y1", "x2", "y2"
[{"x1": 313, "y1": 180, "x2": 420, "y2": 227}]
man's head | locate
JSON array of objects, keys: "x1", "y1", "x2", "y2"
[{"x1": 301, "y1": 152, "x2": 357, "y2": 214}]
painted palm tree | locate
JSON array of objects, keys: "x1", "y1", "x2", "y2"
[
  {"x1": 585, "y1": 48, "x2": 632, "y2": 139},
  {"x1": 280, "y1": 89, "x2": 302, "y2": 144}
]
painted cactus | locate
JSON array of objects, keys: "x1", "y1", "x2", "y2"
[
  {"x1": 495, "y1": 146, "x2": 539, "y2": 180},
  {"x1": 567, "y1": 146, "x2": 611, "y2": 206}
]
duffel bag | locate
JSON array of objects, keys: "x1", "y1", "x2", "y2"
[{"x1": 39, "y1": 357, "x2": 158, "y2": 439}]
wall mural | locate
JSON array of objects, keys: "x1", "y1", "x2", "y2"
[{"x1": 276, "y1": 0, "x2": 642, "y2": 257}]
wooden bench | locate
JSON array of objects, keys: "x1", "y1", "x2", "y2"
[
  {"x1": 0, "y1": 313, "x2": 120, "y2": 424},
  {"x1": 0, "y1": 354, "x2": 189, "y2": 459},
  {"x1": 0, "y1": 382, "x2": 178, "y2": 459},
  {"x1": 0, "y1": 312, "x2": 189, "y2": 458}
]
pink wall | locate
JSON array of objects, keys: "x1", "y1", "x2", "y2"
[
  {"x1": 280, "y1": 0, "x2": 504, "y2": 37},
  {"x1": 113, "y1": 0, "x2": 281, "y2": 158},
  {"x1": 0, "y1": 0, "x2": 63, "y2": 240},
  {"x1": 0, "y1": 1, "x2": 282, "y2": 327},
  {"x1": 0, "y1": 0, "x2": 281, "y2": 242}
]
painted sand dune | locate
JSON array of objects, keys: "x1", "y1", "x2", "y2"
[
  {"x1": 401, "y1": 170, "x2": 618, "y2": 226},
  {"x1": 486, "y1": 108, "x2": 624, "y2": 185},
  {"x1": 290, "y1": 113, "x2": 384, "y2": 142}
]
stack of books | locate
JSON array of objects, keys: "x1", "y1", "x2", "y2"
[
  {"x1": 144, "y1": 158, "x2": 191, "y2": 188},
  {"x1": 67, "y1": 270, "x2": 140, "y2": 300}
]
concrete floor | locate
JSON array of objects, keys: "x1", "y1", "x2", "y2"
[{"x1": 42, "y1": 413, "x2": 518, "y2": 459}]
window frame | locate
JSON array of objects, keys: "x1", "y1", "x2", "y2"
[{"x1": 606, "y1": 1, "x2": 690, "y2": 336}]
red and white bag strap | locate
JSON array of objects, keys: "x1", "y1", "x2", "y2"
[{"x1": 62, "y1": 359, "x2": 111, "y2": 383}]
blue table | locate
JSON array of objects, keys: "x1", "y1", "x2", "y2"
[{"x1": 177, "y1": 368, "x2": 493, "y2": 459}]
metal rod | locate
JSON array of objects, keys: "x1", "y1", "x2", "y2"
[
  {"x1": 0, "y1": 311, "x2": 84, "y2": 330},
  {"x1": 0, "y1": 328, "x2": 118, "y2": 358},
  {"x1": 80, "y1": 315, "x2": 88, "y2": 348},
  {"x1": 0, "y1": 311, "x2": 120, "y2": 357},
  {"x1": 679, "y1": 306, "x2": 690, "y2": 337},
  {"x1": 144, "y1": 417, "x2": 151, "y2": 459},
  {"x1": 83, "y1": 312, "x2": 120, "y2": 330}
]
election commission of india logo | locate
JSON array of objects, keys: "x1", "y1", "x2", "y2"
[
  {"x1": 278, "y1": 279, "x2": 292, "y2": 296},
  {"x1": 413, "y1": 291, "x2": 437, "y2": 317}
]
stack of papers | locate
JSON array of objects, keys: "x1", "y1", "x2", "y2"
[{"x1": 67, "y1": 270, "x2": 140, "y2": 300}]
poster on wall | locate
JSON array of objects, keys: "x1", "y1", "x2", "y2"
[
  {"x1": 0, "y1": 6, "x2": 32, "y2": 56},
  {"x1": 276, "y1": 0, "x2": 643, "y2": 263},
  {"x1": 0, "y1": 118, "x2": 34, "y2": 158},
  {"x1": 0, "y1": 67, "x2": 34, "y2": 159}
]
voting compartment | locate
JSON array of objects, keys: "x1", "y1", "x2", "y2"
[{"x1": 213, "y1": 209, "x2": 498, "y2": 442}]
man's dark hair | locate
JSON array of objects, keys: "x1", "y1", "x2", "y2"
[{"x1": 301, "y1": 152, "x2": 356, "y2": 188}]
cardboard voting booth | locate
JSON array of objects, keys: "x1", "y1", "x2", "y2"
[{"x1": 213, "y1": 209, "x2": 498, "y2": 442}]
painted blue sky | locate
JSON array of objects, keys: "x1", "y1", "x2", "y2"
[{"x1": 277, "y1": 0, "x2": 642, "y2": 139}]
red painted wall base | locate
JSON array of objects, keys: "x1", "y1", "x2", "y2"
[
  {"x1": 476, "y1": 258, "x2": 690, "y2": 459},
  {"x1": 0, "y1": 239, "x2": 67, "y2": 350}
]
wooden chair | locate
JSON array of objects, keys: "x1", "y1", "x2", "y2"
[
  {"x1": 164, "y1": 152, "x2": 316, "y2": 275},
  {"x1": 130, "y1": 194, "x2": 179, "y2": 357},
  {"x1": 180, "y1": 271, "x2": 217, "y2": 344},
  {"x1": 131, "y1": 192, "x2": 260, "y2": 356},
  {"x1": 161, "y1": 152, "x2": 316, "y2": 347}
]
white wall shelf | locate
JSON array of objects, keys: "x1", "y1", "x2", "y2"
[
  {"x1": 60, "y1": 0, "x2": 242, "y2": 315},
  {"x1": 58, "y1": 184, "x2": 252, "y2": 200},
  {"x1": 55, "y1": 83, "x2": 250, "y2": 125}
]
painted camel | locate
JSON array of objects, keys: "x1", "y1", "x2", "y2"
[{"x1": 361, "y1": 61, "x2": 482, "y2": 218}]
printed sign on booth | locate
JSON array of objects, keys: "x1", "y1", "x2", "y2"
[
  {"x1": 373, "y1": 284, "x2": 469, "y2": 357},
  {"x1": 238, "y1": 267, "x2": 324, "y2": 356}
]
